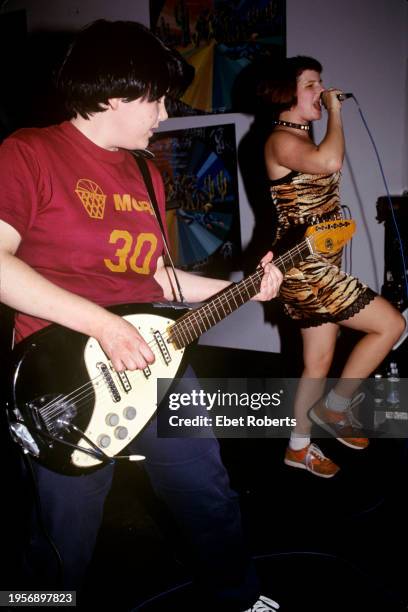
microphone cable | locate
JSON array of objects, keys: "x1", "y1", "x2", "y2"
[{"x1": 349, "y1": 94, "x2": 408, "y2": 302}]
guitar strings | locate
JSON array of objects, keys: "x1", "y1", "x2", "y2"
[
  {"x1": 166, "y1": 240, "x2": 311, "y2": 348},
  {"x1": 39, "y1": 316, "x2": 180, "y2": 423},
  {"x1": 40, "y1": 368, "x2": 144, "y2": 424},
  {"x1": 39, "y1": 336, "x2": 172, "y2": 423},
  {"x1": 40, "y1": 316, "x2": 186, "y2": 420}
]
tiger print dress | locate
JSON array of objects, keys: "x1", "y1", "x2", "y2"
[{"x1": 269, "y1": 170, "x2": 376, "y2": 327}]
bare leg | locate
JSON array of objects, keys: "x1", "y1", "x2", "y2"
[
  {"x1": 289, "y1": 297, "x2": 404, "y2": 457},
  {"x1": 285, "y1": 323, "x2": 340, "y2": 478},
  {"x1": 305, "y1": 296, "x2": 405, "y2": 450},
  {"x1": 292, "y1": 322, "x2": 339, "y2": 435},
  {"x1": 333, "y1": 296, "x2": 405, "y2": 399}
]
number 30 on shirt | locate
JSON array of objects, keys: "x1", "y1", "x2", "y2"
[{"x1": 104, "y1": 230, "x2": 158, "y2": 275}]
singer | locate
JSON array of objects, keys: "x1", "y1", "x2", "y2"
[{"x1": 259, "y1": 55, "x2": 405, "y2": 477}]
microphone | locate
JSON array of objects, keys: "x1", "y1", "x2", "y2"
[
  {"x1": 320, "y1": 89, "x2": 354, "y2": 102},
  {"x1": 337, "y1": 93, "x2": 353, "y2": 101},
  {"x1": 320, "y1": 89, "x2": 355, "y2": 108}
]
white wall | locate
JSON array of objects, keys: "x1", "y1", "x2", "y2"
[
  {"x1": 286, "y1": 0, "x2": 408, "y2": 293},
  {"x1": 5, "y1": 0, "x2": 408, "y2": 353}
]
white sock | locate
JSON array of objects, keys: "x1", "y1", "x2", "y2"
[
  {"x1": 326, "y1": 389, "x2": 351, "y2": 413},
  {"x1": 289, "y1": 431, "x2": 311, "y2": 451}
]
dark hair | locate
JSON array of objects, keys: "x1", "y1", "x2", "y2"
[
  {"x1": 57, "y1": 20, "x2": 194, "y2": 119},
  {"x1": 258, "y1": 55, "x2": 323, "y2": 115}
]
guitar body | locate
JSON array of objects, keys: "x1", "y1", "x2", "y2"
[{"x1": 7, "y1": 303, "x2": 187, "y2": 475}]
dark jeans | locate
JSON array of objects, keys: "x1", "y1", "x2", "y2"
[{"x1": 22, "y1": 367, "x2": 260, "y2": 610}]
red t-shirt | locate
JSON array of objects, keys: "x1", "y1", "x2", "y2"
[{"x1": 0, "y1": 121, "x2": 167, "y2": 341}]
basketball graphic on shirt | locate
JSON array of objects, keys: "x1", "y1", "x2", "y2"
[{"x1": 75, "y1": 179, "x2": 106, "y2": 219}]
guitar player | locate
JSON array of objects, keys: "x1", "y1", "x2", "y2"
[{"x1": 0, "y1": 20, "x2": 283, "y2": 612}]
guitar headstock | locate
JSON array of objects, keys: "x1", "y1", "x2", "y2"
[{"x1": 305, "y1": 220, "x2": 356, "y2": 254}]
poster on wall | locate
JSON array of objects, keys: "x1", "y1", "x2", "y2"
[
  {"x1": 150, "y1": 0, "x2": 286, "y2": 114},
  {"x1": 149, "y1": 122, "x2": 241, "y2": 276}
]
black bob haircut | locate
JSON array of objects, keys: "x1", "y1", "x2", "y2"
[
  {"x1": 58, "y1": 20, "x2": 194, "y2": 119},
  {"x1": 258, "y1": 56, "x2": 323, "y2": 114}
]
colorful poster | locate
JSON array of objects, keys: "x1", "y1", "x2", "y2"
[
  {"x1": 150, "y1": 0, "x2": 286, "y2": 113},
  {"x1": 149, "y1": 123, "x2": 240, "y2": 274}
]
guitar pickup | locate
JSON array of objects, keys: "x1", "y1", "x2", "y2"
[
  {"x1": 153, "y1": 330, "x2": 171, "y2": 365},
  {"x1": 117, "y1": 370, "x2": 132, "y2": 393}
]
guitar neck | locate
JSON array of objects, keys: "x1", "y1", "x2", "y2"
[{"x1": 168, "y1": 237, "x2": 312, "y2": 350}]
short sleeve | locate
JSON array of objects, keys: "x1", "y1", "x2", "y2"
[{"x1": 0, "y1": 136, "x2": 44, "y2": 237}]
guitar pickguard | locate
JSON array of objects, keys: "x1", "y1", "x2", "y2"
[{"x1": 76, "y1": 313, "x2": 184, "y2": 469}]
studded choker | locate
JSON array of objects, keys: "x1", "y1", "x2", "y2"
[{"x1": 272, "y1": 119, "x2": 310, "y2": 131}]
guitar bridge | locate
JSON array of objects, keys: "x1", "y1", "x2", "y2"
[
  {"x1": 97, "y1": 362, "x2": 121, "y2": 402},
  {"x1": 29, "y1": 394, "x2": 78, "y2": 436}
]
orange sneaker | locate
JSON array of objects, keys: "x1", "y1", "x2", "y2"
[
  {"x1": 309, "y1": 398, "x2": 369, "y2": 450},
  {"x1": 284, "y1": 443, "x2": 340, "y2": 478}
]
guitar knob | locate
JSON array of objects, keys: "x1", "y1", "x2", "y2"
[
  {"x1": 114, "y1": 426, "x2": 128, "y2": 440},
  {"x1": 98, "y1": 434, "x2": 111, "y2": 448},
  {"x1": 123, "y1": 406, "x2": 137, "y2": 420},
  {"x1": 106, "y1": 413, "x2": 119, "y2": 426}
]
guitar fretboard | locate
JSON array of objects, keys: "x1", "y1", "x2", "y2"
[{"x1": 167, "y1": 238, "x2": 312, "y2": 350}]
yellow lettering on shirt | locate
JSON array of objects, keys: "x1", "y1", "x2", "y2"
[
  {"x1": 132, "y1": 199, "x2": 153, "y2": 214},
  {"x1": 113, "y1": 194, "x2": 132, "y2": 211},
  {"x1": 104, "y1": 230, "x2": 132, "y2": 272},
  {"x1": 129, "y1": 233, "x2": 157, "y2": 275},
  {"x1": 113, "y1": 195, "x2": 153, "y2": 215},
  {"x1": 104, "y1": 230, "x2": 158, "y2": 275}
]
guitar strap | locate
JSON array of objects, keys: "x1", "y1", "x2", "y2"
[{"x1": 132, "y1": 151, "x2": 185, "y2": 304}]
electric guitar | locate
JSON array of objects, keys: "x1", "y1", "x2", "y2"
[{"x1": 6, "y1": 220, "x2": 355, "y2": 474}]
